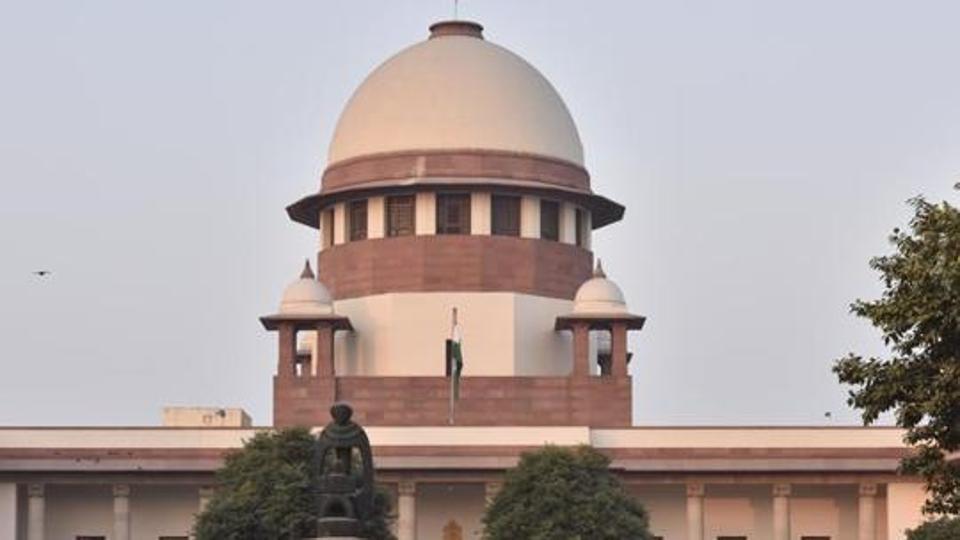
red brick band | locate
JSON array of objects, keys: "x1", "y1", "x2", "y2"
[
  {"x1": 274, "y1": 375, "x2": 631, "y2": 428},
  {"x1": 317, "y1": 235, "x2": 593, "y2": 300},
  {"x1": 321, "y1": 149, "x2": 591, "y2": 194}
]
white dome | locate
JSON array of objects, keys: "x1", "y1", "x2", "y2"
[
  {"x1": 328, "y1": 22, "x2": 584, "y2": 166},
  {"x1": 279, "y1": 261, "x2": 333, "y2": 316},
  {"x1": 573, "y1": 262, "x2": 628, "y2": 315}
]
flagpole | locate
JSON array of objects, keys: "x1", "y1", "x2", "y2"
[{"x1": 448, "y1": 307, "x2": 456, "y2": 425}]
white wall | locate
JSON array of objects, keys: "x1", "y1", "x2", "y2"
[
  {"x1": 333, "y1": 292, "x2": 574, "y2": 376},
  {"x1": 631, "y1": 485, "x2": 687, "y2": 540},
  {"x1": 46, "y1": 484, "x2": 113, "y2": 540},
  {"x1": 703, "y1": 484, "x2": 771, "y2": 539},
  {"x1": 130, "y1": 485, "x2": 199, "y2": 539},
  {"x1": 513, "y1": 294, "x2": 574, "y2": 375},
  {"x1": 0, "y1": 483, "x2": 16, "y2": 540},
  {"x1": 886, "y1": 482, "x2": 927, "y2": 540},
  {"x1": 789, "y1": 485, "x2": 862, "y2": 540},
  {"x1": 417, "y1": 483, "x2": 485, "y2": 540}
]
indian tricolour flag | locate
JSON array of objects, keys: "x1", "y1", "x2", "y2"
[
  {"x1": 447, "y1": 308, "x2": 464, "y2": 423},
  {"x1": 449, "y1": 309, "x2": 464, "y2": 397}
]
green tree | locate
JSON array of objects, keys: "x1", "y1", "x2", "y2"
[
  {"x1": 482, "y1": 445, "x2": 652, "y2": 540},
  {"x1": 833, "y1": 186, "x2": 960, "y2": 514},
  {"x1": 907, "y1": 518, "x2": 960, "y2": 540},
  {"x1": 194, "y1": 427, "x2": 394, "y2": 540}
]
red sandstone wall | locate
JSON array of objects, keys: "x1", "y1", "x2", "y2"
[
  {"x1": 274, "y1": 375, "x2": 631, "y2": 428},
  {"x1": 317, "y1": 235, "x2": 593, "y2": 300}
]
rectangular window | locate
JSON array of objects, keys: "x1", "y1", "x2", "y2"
[
  {"x1": 436, "y1": 193, "x2": 471, "y2": 235},
  {"x1": 386, "y1": 195, "x2": 416, "y2": 237},
  {"x1": 348, "y1": 199, "x2": 368, "y2": 241},
  {"x1": 540, "y1": 199, "x2": 560, "y2": 241},
  {"x1": 491, "y1": 195, "x2": 521, "y2": 236}
]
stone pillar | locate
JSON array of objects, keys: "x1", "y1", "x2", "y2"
[
  {"x1": 315, "y1": 324, "x2": 334, "y2": 377},
  {"x1": 397, "y1": 480, "x2": 417, "y2": 540},
  {"x1": 113, "y1": 484, "x2": 131, "y2": 540},
  {"x1": 198, "y1": 486, "x2": 215, "y2": 514},
  {"x1": 572, "y1": 323, "x2": 591, "y2": 377},
  {"x1": 278, "y1": 323, "x2": 297, "y2": 377},
  {"x1": 485, "y1": 481, "x2": 503, "y2": 507},
  {"x1": 610, "y1": 322, "x2": 628, "y2": 377},
  {"x1": 27, "y1": 483, "x2": 44, "y2": 540},
  {"x1": 0, "y1": 483, "x2": 17, "y2": 540},
  {"x1": 686, "y1": 483, "x2": 704, "y2": 540},
  {"x1": 859, "y1": 483, "x2": 878, "y2": 540},
  {"x1": 772, "y1": 483, "x2": 791, "y2": 540}
]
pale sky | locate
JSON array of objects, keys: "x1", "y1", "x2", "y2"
[{"x1": 1, "y1": 1, "x2": 957, "y2": 426}]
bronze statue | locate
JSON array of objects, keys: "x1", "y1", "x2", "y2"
[{"x1": 314, "y1": 402, "x2": 375, "y2": 538}]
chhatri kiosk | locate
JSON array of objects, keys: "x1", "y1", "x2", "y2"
[{"x1": 0, "y1": 20, "x2": 928, "y2": 540}]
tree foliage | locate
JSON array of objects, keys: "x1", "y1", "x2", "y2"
[
  {"x1": 482, "y1": 445, "x2": 652, "y2": 540},
  {"x1": 833, "y1": 186, "x2": 960, "y2": 514},
  {"x1": 907, "y1": 518, "x2": 960, "y2": 540},
  {"x1": 194, "y1": 427, "x2": 394, "y2": 540}
]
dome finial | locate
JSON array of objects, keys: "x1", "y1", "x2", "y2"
[
  {"x1": 594, "y1": 259, "x2": 606, "y2": 278},
  {"x1": 300, "y1": 259, "x2": 315, "y2": 280},
  {"x1": 429, "y1": 20, "x2": 484, "y2": 39}
]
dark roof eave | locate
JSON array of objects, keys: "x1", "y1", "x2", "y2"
[{"x1": 287, "y1": 184, "x2": 625, "y2": 230}]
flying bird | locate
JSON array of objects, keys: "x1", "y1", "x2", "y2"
[{"x1": 32, "y1": 270, "x2": 52, "y2": 277}]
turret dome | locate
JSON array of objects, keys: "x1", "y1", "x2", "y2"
[
  {"x1": 572, "y1": 261, "x2": 629, "y2": 315},
  {"x1": 279, "y1": 260, "x2": 333, "y2": 316}
]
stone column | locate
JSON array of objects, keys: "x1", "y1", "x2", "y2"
[
  {"x1": 0, "y1": 483, "x2": 18, "y2": 540},
  {"x1": 610, "y1": 322, "x2": 629, "y2": 377},
  {"x1": 572, "y1": 323, "x2": 591, "y2": 377},
  {"x1": 686, "y1": 483, "x2": 704, "y2": 540},
  {"x1": 315, "y1": 324, "x2": 334, "y2": 377},
  {"x1": 859, "y1": 483, "x2": 878, "y2": 540},
  {"x1": 27, "y1": 483, "x2": 44, "y2": 540},
  {"x1": 397, "y1": 480, "x2": 417, "y2": 540},
  {"x1": 772, "y1": 483, "x2": 791, "y2": 540},
  {"x1": 113, "y1": 484, "x2": 131, "y2": 540},
  {"x1": 198, "y1": 486, "x2": 215, "y2": 514},
  {"x1": 485, "y1": 481, "x2": 503, "y2": 507},
  {"x1": 278, "y1": 323, "x2": 297, "y2": 377}
]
